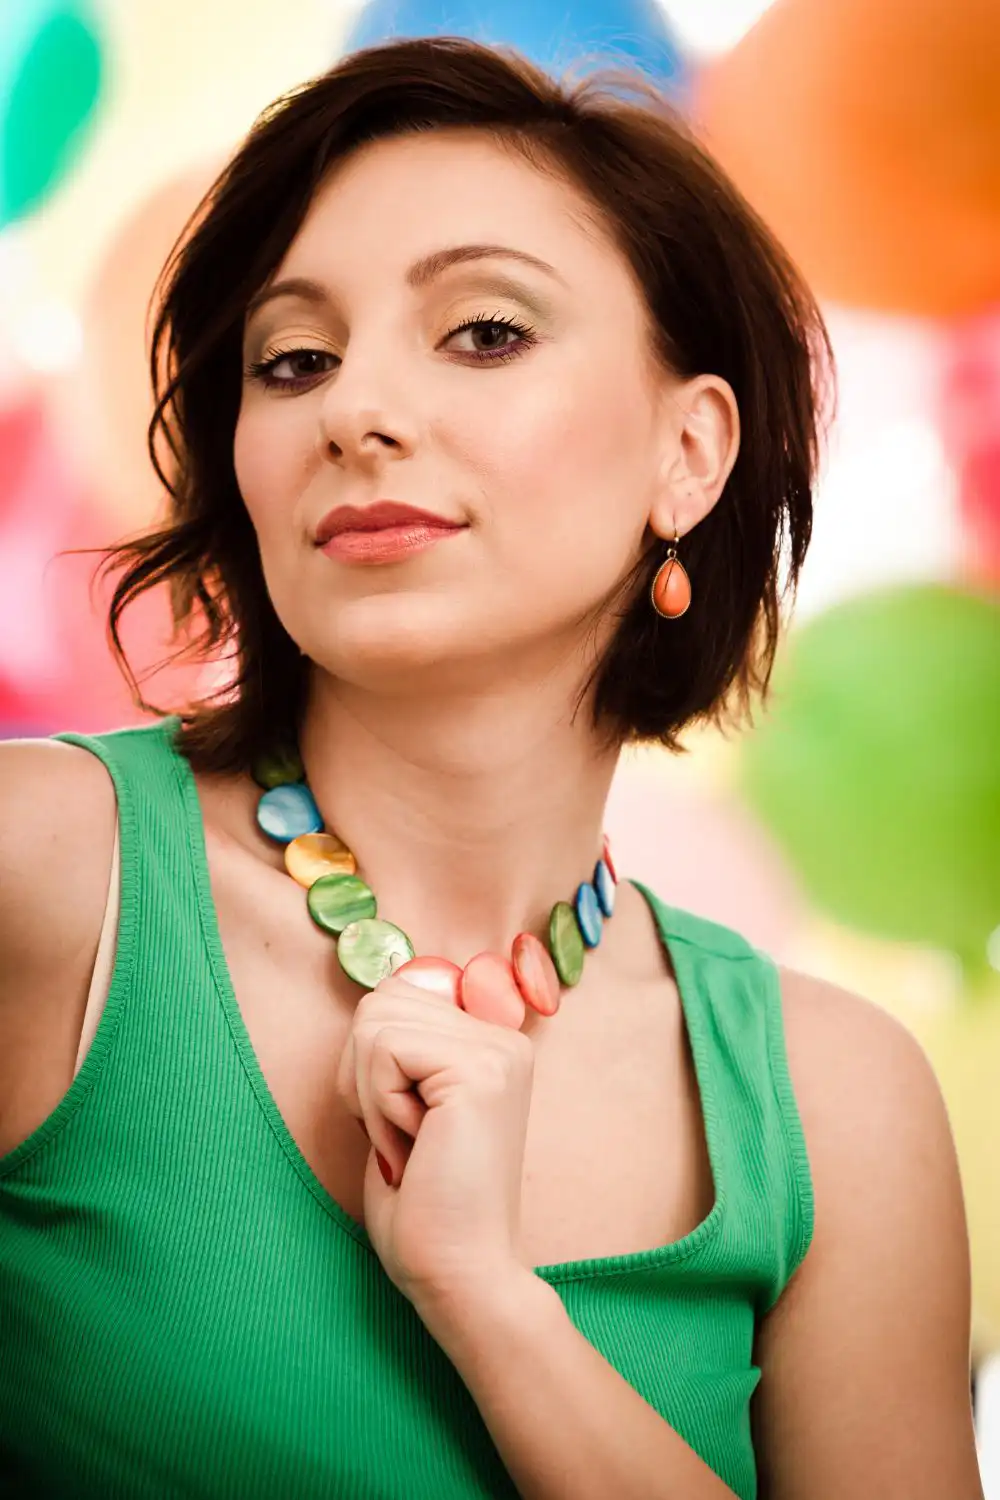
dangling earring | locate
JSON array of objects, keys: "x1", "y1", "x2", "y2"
[{"x1": 650, "y1": 531, "x2": 691, "y2": 619}]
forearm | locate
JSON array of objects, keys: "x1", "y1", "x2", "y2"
[{"x1": 418, "y1": 1270, "x2": 737, "y2": 1500}]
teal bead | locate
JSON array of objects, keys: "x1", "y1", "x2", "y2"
[
  {"x1": 337, "y1": 918, "x2": 415, "y2": 988},
  {"x1": 307, "y1": 874, "x2": 377, "y2": 936},
  {"x1": 257, "y1": 783, "x2": 322, "y2": 843},
  {"x1": 575, "y1": 882, "x2": 603, "y2": 948},
  {"x1": 548, "y1": 900, "x2": 585, "y2": 987},
  {"x1": 593, "y1": 858, "x2": 616, "y2": 918},
  {"x1": 251, "y1": 746, "x2": 304, "y2": 789}
]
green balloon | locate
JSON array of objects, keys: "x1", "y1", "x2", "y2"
[
  {"x1": 739, "y1": 584, "x2": 1000, "y2": 983},
  {"x1": 0, "y1": 1, "x2": 103, "y2": 229}
]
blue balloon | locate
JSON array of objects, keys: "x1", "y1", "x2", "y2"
[{"x1": 344, "y1": 0, "x2": 686, "y2": 95}]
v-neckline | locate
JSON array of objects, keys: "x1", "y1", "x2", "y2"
[{"x1": 175, "y1": 729, "x2": 726, "y2": 1285}]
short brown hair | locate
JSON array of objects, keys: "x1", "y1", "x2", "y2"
[{"x1": 102, "y1": 36, "x2": 834, "y2": 773}]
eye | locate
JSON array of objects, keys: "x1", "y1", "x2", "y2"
[
  {"x1": 244, "y1": 312, "x2": 539, "y2": 393},
  {"x1": 244, "y1": 348, "x2": 337, "y2": 389},
  {"x1": 443, "y1": 313, "x2": 538, "y2": 364}
]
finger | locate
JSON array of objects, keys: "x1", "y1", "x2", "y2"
[
  {"x1": 336, "y1": 1030, "x2": 359, "y2": 1122},
  {"x1": 365, "y1": 1022, "x2": 532, "y2": 1109},
  {"x1": 338, "y1": 979, "x2": 517, "y2": 1137},
  {"x1": 373, "y1": 970, "x2": 467, "y2": 1011},
  {"x1": 339, "y1": 980, "x2": 457, "y2": 1112},
  {"x1": 355, "y1": 1029, "x2": 426, "y2": 1184},
  {"x1": 391, "y1": 957, "x2": 463, "y2": 1005}
]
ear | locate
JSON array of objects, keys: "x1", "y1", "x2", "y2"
[{"x1": 650, "y1": 374, "x2": 740, "y2": 540}]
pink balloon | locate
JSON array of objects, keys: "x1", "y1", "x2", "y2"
[
  {"x1": 604, "y1": 759, "x2": 806, "y2": 959},
  {"x1": 0, "y1": 402, "x2": 44, "y2": 515},
  {"x1": 0, "y1": 396, "x2": 198, "y2": 734},
  {"x1": 938, "y1": 304, "x2": 1000, "y2": 585}
]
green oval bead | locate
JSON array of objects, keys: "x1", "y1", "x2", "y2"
[
  {"x1": 251, "y1": 745, "x2": 304, "y2": 789},
  {"x1": 337, "y1": 919, "x2": 415, "y2": 988},
  {"x1": 548, "y1": 900, "x2": 585, "y2": 987},
  {"x1": 306, "y1": 873, "x2": 377, "y2": 936}
]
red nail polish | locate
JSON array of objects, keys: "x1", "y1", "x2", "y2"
[{"x1": 375, "y1": 1150, "x2": 394, "y2": 1186}]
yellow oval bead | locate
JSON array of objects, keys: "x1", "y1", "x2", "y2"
[{"x1": 284, "y1": 832, "x2": 357, "y2": 888}]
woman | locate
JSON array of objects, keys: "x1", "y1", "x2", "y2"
[{"x1": 0, "y1": 36, "x2": 983, "y2": 1500}]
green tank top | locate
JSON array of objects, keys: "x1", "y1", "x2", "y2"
[{"x1": 0, "y1": 717, "x2": 813, "y2": 1500}]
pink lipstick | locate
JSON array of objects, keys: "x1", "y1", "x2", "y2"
[{"x1": 314, "y1": 501, "x2": 467, "y2": 565}]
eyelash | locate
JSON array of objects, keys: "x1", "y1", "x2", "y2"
[{"x1": 244, "y1": 311, "x2": 538, "y2": 391}]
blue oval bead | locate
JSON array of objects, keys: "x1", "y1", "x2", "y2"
[
  {"x1": 593, "y1": 858, "x2": 616, "y2": 918},
  {"x1": 574, "y1": 881, "x2": 603, "y2": 948},
  {"x1": 257, "y1": 783, "x2": 323, "y2": 844}
]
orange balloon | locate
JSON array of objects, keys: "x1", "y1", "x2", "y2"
[
  {"x1": 695, "y1": 0, "x2": 1000, "y2": 316},
  {"x1": 65, "y1": 162, "x2": 220, "y2": 532}
]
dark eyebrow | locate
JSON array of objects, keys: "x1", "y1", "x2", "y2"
[
  {"x1": 245, "y1": 243, "x2": 567, "y2": 320},
  {"x1": 405, "y1": 243, "x2": 567, "y2": 289}
]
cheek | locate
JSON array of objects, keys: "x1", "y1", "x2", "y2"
[
  {"x1": 482, "y1": 370, "x2": 652, "y2": 581},
  {"x1": 233, "y1": 401, "x2": 314, "y2": 537}
]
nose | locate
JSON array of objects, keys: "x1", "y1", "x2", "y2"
[{"x1": 316, "y1": 345, "x2": 418, "y2": 471}]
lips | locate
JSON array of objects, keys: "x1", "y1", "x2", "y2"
[{"x1": 314, "y1": 501, "x2": 464, "y2": 545}]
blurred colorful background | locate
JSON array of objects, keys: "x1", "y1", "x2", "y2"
[{"x1": 2, "y1": 0, "x2": 998, "y2": 1459}]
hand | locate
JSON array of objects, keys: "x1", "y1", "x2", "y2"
[{"x1": 335, "y1": 969, "x2": 536, "y2": 1316}]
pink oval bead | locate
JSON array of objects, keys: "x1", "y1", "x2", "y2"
[
  {"x1": 394, "y1": 956, "x2": 463, "y2": 1005},
  {"x1": 511, "y1": 932, "x2": 561, "y2": 1017},
  {"x1": 460, "y1": 952, "x2": 526, "y2": 1030}
]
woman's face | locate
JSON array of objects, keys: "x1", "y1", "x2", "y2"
[{"x1": 234, "y1": 128, "x2": 679, "y2": 692}]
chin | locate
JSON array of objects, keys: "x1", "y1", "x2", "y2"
[{"x1": 304, "y1": 591, "x2": 489, "y2": 688}]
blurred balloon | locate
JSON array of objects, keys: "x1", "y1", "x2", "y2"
[
  {"x1": 0, "y1": 395, "x2": 196, "y2": 735},
  {"x1": 739, "y1": 584, "x2": 1000, "y2": 984},
  {"x1": 606, "y1": 754, "x2": 806, "y2": 957},
  {"x1": 695, "y1": 0, "x2": 1000, "y2": 316},
  {"x1": 0, "y1": 0, "x2": 103, "y2": 229},
  {"x1": 344, "y1": 0, "x2": 686, "y2": 94},
  {"x1": 938, "y1": 303, "x2": 1000, "y2": 586},
  {"x1": 0, "y1": 388, "x2": 42, "y2": 509},
  {"x1": 61, "y1": 162, "x2": 217, "y2": 532}
]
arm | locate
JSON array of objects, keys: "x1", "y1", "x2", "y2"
[
  {"x1": 419, "y1": 1271, "x2": 737, "y2": 1500},
  {"x1": 752, "y1": 969, "x2": 984, "y2": 1499},
  {"x1": 0, "y1": 739, "x2": 117, "y2": 1157}
]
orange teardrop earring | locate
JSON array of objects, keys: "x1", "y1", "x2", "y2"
[{"x1": 650, "y1": 531, "x2": 691, "y2": 619}]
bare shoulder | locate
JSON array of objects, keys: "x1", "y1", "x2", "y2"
[
  {"x1": 751, "y1": 965, "x2": 983, "y2": 1499},
  {"x1": 0, "y1": 737, "x2": 117, "y2": 959},
  {"x1": 0, "y1": 738, "x2": 118, "y2": 1154},
  {"x1": 775, "y1": 963, "x2": 947, "y2": 1146}
]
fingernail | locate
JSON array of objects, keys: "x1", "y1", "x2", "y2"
[{"x1": 375, "y1": 1150, "x2": 394, "y2": 1187}]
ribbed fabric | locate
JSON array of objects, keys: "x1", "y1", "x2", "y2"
[{"x1": 0, "y1": 717, "x2": 813, "y2": 1500}]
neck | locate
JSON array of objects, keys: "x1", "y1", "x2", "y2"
[{"x1": 296, "y1": 668, "x2": 621, "y2": 968}]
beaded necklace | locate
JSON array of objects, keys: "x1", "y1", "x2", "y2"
[{"x1": 252, "y1": 746, "x2": 618, "y2": 1032}]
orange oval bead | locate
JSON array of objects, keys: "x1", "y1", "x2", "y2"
[
  {"x1": 459, "y1": 952, "x2": 527, "y2": 1030},
  {"x1": 284, "y1": 832, "x2": 357, "y2": 888},
  {"x1": 651, "y1": 555, "x2": 691, "y2": 618},
  {"x1": 511, "y1": 932, "x2": 561, "y2": 1017},
  {"x1": 394, "y1": 956, "x2": 463, "y2": 1005}
]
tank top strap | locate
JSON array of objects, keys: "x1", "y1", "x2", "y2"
[
  {"x1": 52, "y1": 712, "x2": 198, "y2": 965},
  {"x1": 53, "y1": 713, "x2": 194, "y2": 905},
  {"x1": 49, "y1": 712, "x2": 213, "y2": 1110},
  {"x1": 631, "y1": 879, "x2": 815, "y2": 1314}
]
